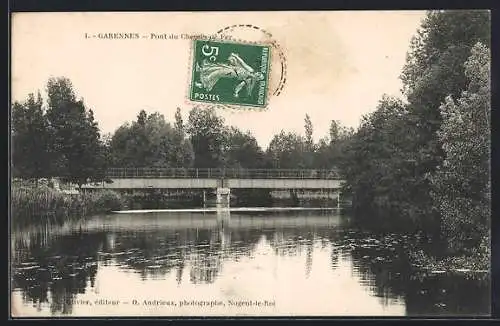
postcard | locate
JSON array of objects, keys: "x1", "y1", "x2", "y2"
[{"x1": 10, "y1": 10, "x2": 491, "y2": 317}]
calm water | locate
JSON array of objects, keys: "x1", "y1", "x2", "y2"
[{"x1": 11, "y1": 210, "x2": 490, "y2": 317}]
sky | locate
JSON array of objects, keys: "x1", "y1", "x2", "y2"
[{"x1": 11, "y1": 11, "x2": 426, "y2": 148}]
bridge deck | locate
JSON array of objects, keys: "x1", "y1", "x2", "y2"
[
  {"x1": 82, "y1": 168, "x2": 344, "y2": 190},
  {"x1": 106, "y1": 168, "x2": 341, "y2": 179},
  {"x1": 85, "y1": 178, "x2": 343, "y2": 189}
]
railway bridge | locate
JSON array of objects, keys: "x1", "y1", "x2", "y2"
[{"x1": 82, "y1": 168, "x2": 346, "y2": 208}]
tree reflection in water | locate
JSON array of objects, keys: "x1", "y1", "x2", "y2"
[
  {"x1": 12, "y1": 228, "x2": 103, "y2": 315},
  {"x1": 328, "y1": 228, "x2": 490, "y2": 316},
  {"x1": 11, "y1": 210, "x2": 490, "y2": 316}
]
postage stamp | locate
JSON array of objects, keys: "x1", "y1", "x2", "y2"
[{"x1": 189, "y1": 39, "x2": 271, "y2": 108}]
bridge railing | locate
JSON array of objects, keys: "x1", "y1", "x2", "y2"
[{"x1": 105, "y1": 168, "x2": 342, "y2": 179}]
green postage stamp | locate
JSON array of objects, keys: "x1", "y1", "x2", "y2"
[{"x1": 189, "y1": 39, "x2": 271, "y2": 108}]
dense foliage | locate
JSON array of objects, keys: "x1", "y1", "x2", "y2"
[
  {"x1": 109, "y1": 110, "x2": 194, "y2": 168},
  {"x1": 430, "y1": 42, "x2": 490, "y2": 254},
  {"x1": 339, "y1": 10, "x2": 491, "y2": 258},
  {"x1": 12, "y1": 78, "x2": 107, "y2": 187},
  {"x1": 11, "y1": 93, "x2": 51, "y2": 181}
]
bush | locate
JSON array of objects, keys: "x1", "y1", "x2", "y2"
[{"x1": 92, "y1": 190, "x2": 124, "y2": 213}]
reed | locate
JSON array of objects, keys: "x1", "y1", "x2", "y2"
[{"x1": 11, "y1": 184, "x2": 124, "y2": 227}]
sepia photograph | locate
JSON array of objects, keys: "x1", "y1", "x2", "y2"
[{"x1": 9, "y1": 10, "x2": 491, "y2": 317}]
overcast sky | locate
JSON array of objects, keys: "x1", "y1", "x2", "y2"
[{"x1": 12, "y1": 11, "x2": 426, "y2": 148}]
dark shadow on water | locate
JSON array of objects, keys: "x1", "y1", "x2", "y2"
[{"x1": 330, "y1": 227, "x2": 490, "y2": 316}]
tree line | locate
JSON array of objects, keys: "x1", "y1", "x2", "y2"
[{"x1": 12, "y1": 81, "x2": 350, "y2": 186}]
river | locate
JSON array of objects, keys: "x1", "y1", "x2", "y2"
[{"x1": 10, "y1": 209, "x2": 490, "y2": 317}]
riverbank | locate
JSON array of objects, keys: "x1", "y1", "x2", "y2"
[
  {"x1": 11, "y1": 183, "x2": 124, "y2": 227},
  {"x1": 348, "y1": 212, "x2": 490, "y2": 277},
  {"x1": 409, "y1": 240, "x2": 490, "y2": 277}
]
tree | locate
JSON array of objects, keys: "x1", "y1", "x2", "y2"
[
  {"x1": 45, "y1": 77, "x2": 105, "y2": 187},
  {"x1": 339, "y1": 96, "x2": 423, "y2": 223},
  {"x1": 186, "y1": 107, "x2": 227, "y2": 168},
  {"x1": 98, "y1": 132, "x2": 114, "y2": 177},
  {"x1": 329, "y1": 120, "x2": 340, "y2": 144},
  {"x1": 304, "y1": 114, "x2": 314, "y2": 150},
  {"x1": 137, "y1": 110, "x2": 147, "y2": 126},
  {"x1": 224, "y1": 127, "x2": 265, "y2": 169},
  {"x1": 303, "y1": 114, "x2": 315, "y2": 168},
  {"x1": 312, "y1": 120, "x2": 354, "y2": 170},
  {"x1": 11, "y1": 92, "x2": 51, "y2": 181},
  {"x1": 266, "y1": 131, "x2": 306, "y2": 169},
  {"x1": 429, "y1": 42, "x2": 490, "y2": 253},
  {"x1": 313, "y1": 137, "x2": 331, "y2": 169},
  {"x1": 398, "y1": 10, "x2": 491, "y2": 216},
  {"x1": 109, "y1": 110, "x2": 194, "y2": 168},
  {"x1": 401, "y1": 10, "x2": 490, "y2": 95},
  {"x1": 174, "y1": 107, "x2": 184, "y2": 137},
  {"x1": 178, "y1": 140, "x2": 195, "y2": 168},
  {"x1": 172, "y1": 107, "x2": 194, "y2": 167},
  {"x1": 79, "y1": 108, "x2": 107, "y2": 182}
]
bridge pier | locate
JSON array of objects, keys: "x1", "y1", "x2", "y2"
[{"x1": 216, "y1": 187, "x2": 231, "y2": 209}]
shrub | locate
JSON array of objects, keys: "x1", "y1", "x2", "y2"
[{"x1": 92, "y1": 190, "x2": 124, "y2": 213}]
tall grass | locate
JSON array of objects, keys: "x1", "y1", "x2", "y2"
[{"x1": 11, "y1": 184, "x2": 124, "y2": 227}]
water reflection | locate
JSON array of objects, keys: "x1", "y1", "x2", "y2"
[{"x1": 11, "y1": 210, "x2": 490, "y2": 317}]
